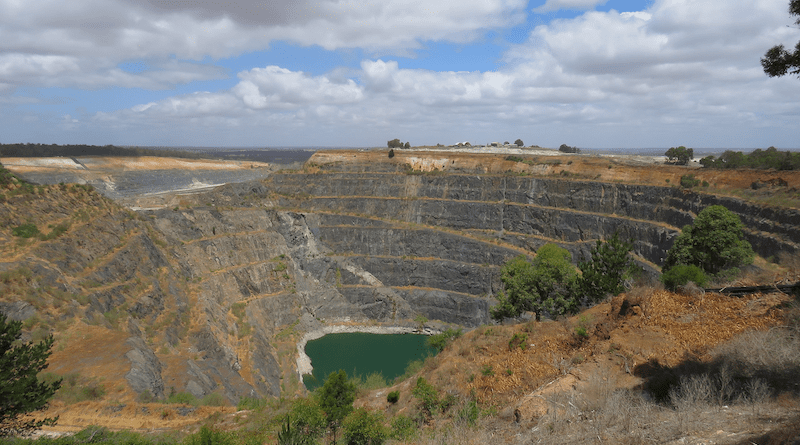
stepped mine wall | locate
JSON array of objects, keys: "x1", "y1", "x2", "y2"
[
  {"x1": 5, "y1": 161, "x2": 797, "y2": 404},
  {"x1": 281, "y1": 196, "x2": 674, "y2": 266},
  {"x1": 316, "y1": 223, "x2": 523, "y2": 265},
  {"x1": 268, "y1": 173, "x2": 800, "y2": 261}
]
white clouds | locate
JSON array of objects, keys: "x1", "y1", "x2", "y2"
[
  {"x1": 1, "y1": 0, "x2": 799, "y2": 148},
  {"x1": 233, "y1": 66, "x2": 363, "y2": 109},
  {"x1": 534, "y1": 0, "x2": 609, "y2": 13},
  {"x1": 0, "y1": 0, "x2": 528, "y2": 94}
]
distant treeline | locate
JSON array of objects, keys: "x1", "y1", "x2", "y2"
[
  {"x1": 0, "y1": 143, "x2": 203, "y2": 159},
  {"x1": 700, "y1": 147, "x2": 800, "y2": 170}
]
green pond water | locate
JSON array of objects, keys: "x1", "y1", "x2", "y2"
[{"x1": 302, "y1": 333, "x2": 436, "y2": 390}]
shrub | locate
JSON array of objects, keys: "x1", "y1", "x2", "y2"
[
  {"x1": 387, "y1": 391, "x2": 399, "y2": 403},
  {"x1": 508, "y1": 333, "x2": 528, "y2": 351},
  {"x1": 289, "y1": 398, "x2": 326, "y2": 439},
  {"x1": 185, "y1": 425, "x2": 236, "y2": 445},
  {"x1": 350, "y1": 371, "x2": 388, "y2": 391},
  {"x1": 199, "y1": 393, "x2": 227, "y2": 406},
  {"x1": 277, "y1": 417, "x2": 313, "y2": 445},
  {"x1": 389, "y1": 414, "x2": 417, "y2": 440},
  {"x1": 426, "y1": 328, "x2": 462, "y2": 352},
  {"x1": 41, "y1": 222, "x2": 70, "y2": 241},
  {"x1": 680, "y1": 174, "x2": 701, "y2": 188},
  {"x1": 342, "y1": 408, "x2": 387, "y2": 445},
  {"x1": 237, "y1": 396, "x2": 268, "y2": 410},
  {"x1": 661, "y1": 264, "x2": 708, "y2": 291},
  {"x1": 167, "y1": 391, "x2": 197, "y2": 405},
  {"x1": 394, "y1": 359, "x2": 424, "y2": 383},
  {"x1": 412, "y1": 377, "x2": 439, "y2": 417},
  {"x1": 458, "y1": 400, "x2": 480, "y2": 425},
  {"x1": 11, "y1": 223, "x2": 40, "y2": 239}
]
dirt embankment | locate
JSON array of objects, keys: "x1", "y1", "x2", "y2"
[{"x1": 311, "y1": 148, "x2": 800, "y2": 194}]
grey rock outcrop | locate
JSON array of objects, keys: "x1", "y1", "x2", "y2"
[{"x1": 124, "y1": 336, "x2": 165, "y2": 399}]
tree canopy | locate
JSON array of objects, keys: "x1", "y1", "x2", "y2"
[
  {"x1": 699, "y1": 147, "x2": 800, "y2": 170},
  {"x1": 342, "y1": 408, "x2": 387, "y2": 445},
  {"x1": 663, "y1": 205, "x2": 754, "y2": 276},
  {"x1": 317, "y1": 370, "x2": 357, "y2": 443},
  {"x1": 579, "y1": 232, "x2": 637, "y2": 303},
  {"x1": 0, "y1": 314, "x2": 61, "y2": 436},
  {"x1": 514, "y1": 139, "x2": 524, "y2": 147},
  {"x1": 664, "y1": 146, "x2": 694, "y2": 165},
  {"x1": 761, "y1": 0, "x2": 800, "y2": 78},
  {"x1": 492, "y1": 244, "x2": 579, "y2": 320},
  {"x1": 492, "y1": 235, "x2": 638, "y2": 321}
]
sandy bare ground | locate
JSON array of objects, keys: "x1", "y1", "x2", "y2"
[{"x1": 1, "y1": 156, "x2": 271, "y2": 173}]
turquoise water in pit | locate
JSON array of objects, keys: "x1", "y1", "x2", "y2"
[{"x1": 302, "y1": 333, "x2": 436, "y2": 390}]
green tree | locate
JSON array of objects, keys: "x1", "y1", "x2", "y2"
[
  {"x1": 277, "y1": 417, "x2": 315, "y2": 445},
  {"x1": 318, "y1": 370, "x2": 357, "y2": 443},
  {"x1": 665, "y1": 146, "x2": 694, "y2": 165},
  {"x1": 578, "y1": 232, "x2": 637, "y2": 303},
  {"x1": 289, "y1": 398, "x2": 326, "y2": 440},
  {"x1": 663, "y1": 205, "x2": 755, "y2": 276},
  {"x1": 492, "y1": 244, "x2": 579, "y2": 321},
  {"x1": 387, "y1": 139, "x2": 402, "y2": 148},
  {"x1": 342, "y1": 408, "x2": 387, "y2": 445},
  {"x1": 514, "y1": 139, "x2": 524, "y2": 147},
  {"x1": 558, "y1": 144, "x2": 580, "y2": 153},
  {"x1": 762, "y1": 0, "x2": 800, "y2": 78},
  {"x1": 0, "y1": 314, "x2": 62, "y2": 436},
  {"x1": 404, "y1": 142, "x2": 410, "y2": 149}
]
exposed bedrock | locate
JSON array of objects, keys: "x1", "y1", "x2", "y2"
[
  {"x1": 267, "y1": 173, "x2": 800, "y2": 261},
  {"x1": 141, "y1": 205, "x2": 497, "y2": 400},
  {"x1": 6, "y1": 161, "x2": 797, "y2": 402}
]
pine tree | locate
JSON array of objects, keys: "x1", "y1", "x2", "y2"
[
  {"x1": 318, "y1": 370, "x2": 356, "y2": 443},
  {"x1": 579, "y1": 232, "x2": 637, "y2": 303},
  {"x1": 0, "y1": 314, "x2": 62, "y2": 436}
]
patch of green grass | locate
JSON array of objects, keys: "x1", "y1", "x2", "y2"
[
  {"x1": 350, "y1": 371, "x2": 389, "y2": 391},
  {"x1": 12, "y1": 223, "x2": 40, "y2": 238},
  {"x1": 508, "y1": 332, "x2": 528, "y2": 351},
  {"x1": 166, "y1": 391, "x2": 197, "y2": 405}
]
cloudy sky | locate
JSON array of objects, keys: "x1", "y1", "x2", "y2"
[{"x1": 1, "y1": 0, "x2": 798, "y2": 149}]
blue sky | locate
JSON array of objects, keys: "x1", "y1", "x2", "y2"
[{"x1": 0, "y1": 0, "x2": 798, "y2": 149}]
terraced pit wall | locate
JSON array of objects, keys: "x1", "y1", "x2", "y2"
[{"x1": 2, "y1": 151, "x2": 799, "y2": 406}]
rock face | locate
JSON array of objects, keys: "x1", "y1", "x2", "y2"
[{"x1": 1, "y1": 152, "x2": 798, "y2": 403}]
